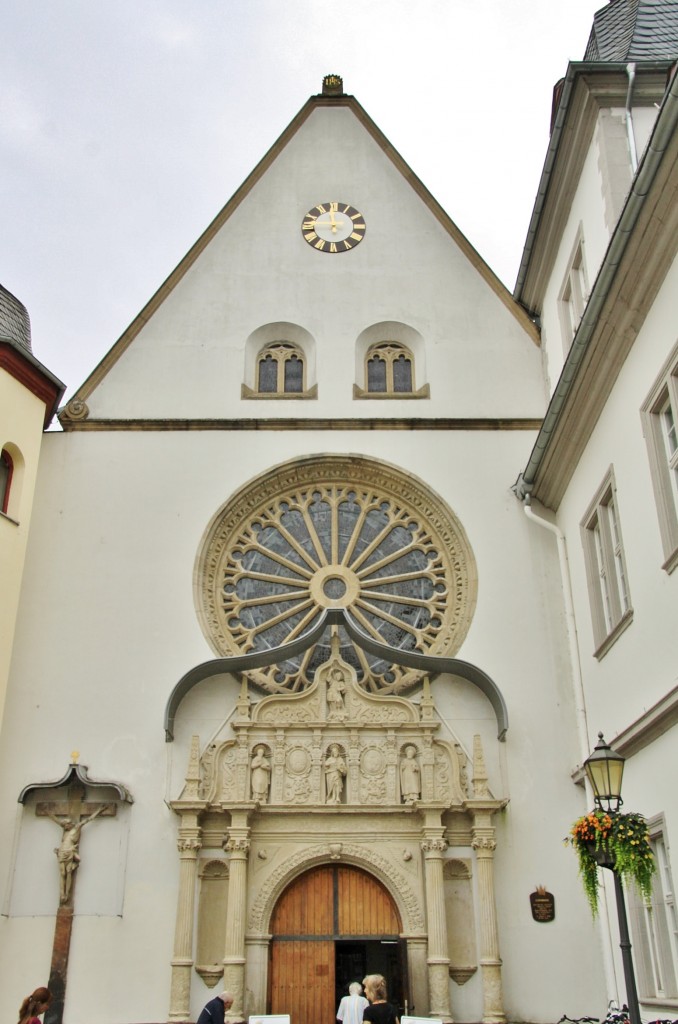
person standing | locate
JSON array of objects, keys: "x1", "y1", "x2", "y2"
[
  {"x1": 362, "y1": 975, "x2": 400, "y2": 1024},
  {"x1": 197, "y1": 990, "x2": 233, "y2": 1024},
  {"x1": 17, "y1": 987, "x2": 52, "y2": 1024},
  {"x1": 336, "y1": 981, "x2": 369, "y2": 1024}
]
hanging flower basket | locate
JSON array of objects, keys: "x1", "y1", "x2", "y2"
[{"x1": 565, "y1": 809, "x2": 655, "y2": 916}]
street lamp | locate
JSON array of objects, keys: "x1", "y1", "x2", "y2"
[
  {"x1": 584, "y1": 732, "x2": 626, "y2": 812},
  {"x1": 583, "y1": 733, "x2": 640, "y2": 1024}
]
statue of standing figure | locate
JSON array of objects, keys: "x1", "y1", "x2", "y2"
[
  {"x1": 324, "y1": 744, "x2": 347, "y2": 804},
  {"x1": 46, "y1": 804, "x2": 109, "y2": 904},
  {"x1": 399, "y1": 745, "x2": 421, "y2": 804},
  {"x1": 250, "y1": 745, "x2": 271, "y2": 803},
  {"x1": 326, "y1": 667, "x2": 347, "y2": 721}
]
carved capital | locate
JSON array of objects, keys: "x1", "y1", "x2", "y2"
[
  {"x1": 177, "y1": 836, "x2": 201, "y2": 854},
  {"x1": 421, "y1": 837, "x2": 448, "y2": 855},
  {"x1": 225, "y1": 837, "x2": 251, "y2": 855},
  {"x1": 471, "y1": 836, "x2": 497, "y2": 852}
]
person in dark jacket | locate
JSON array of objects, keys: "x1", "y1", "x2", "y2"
[{"x1": 197, "y1": 990, "x2": 233, "y2": 1024}]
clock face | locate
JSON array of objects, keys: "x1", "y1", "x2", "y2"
[{"x1": 302, "y1": 202, "x2": 366, "y2": 253}]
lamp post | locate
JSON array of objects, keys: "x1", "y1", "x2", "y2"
[{"x1": 583, "y1": 733, "x2": 641, "y2": 1024}]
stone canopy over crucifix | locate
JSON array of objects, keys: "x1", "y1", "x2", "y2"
[{"x1": 18, "y1": 757, "x2": 133, "y2": 1024}]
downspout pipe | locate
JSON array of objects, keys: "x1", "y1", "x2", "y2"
[
  {"x1": 521, "y1": 495, "x2": 591, "y2": 767},
  {"x1": 625, "y1": 62, "x2": 638, "y2": 173},
  {"x1": 521, "y1": 506, "x2": 622, "y2": 1010}
]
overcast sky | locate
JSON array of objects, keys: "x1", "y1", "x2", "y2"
[{"x1": 2, "y1": 0, "x2": 604, "y2": 402}]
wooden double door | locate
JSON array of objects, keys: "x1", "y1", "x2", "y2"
[{"x1": 269, "y1": 865, "x2": 406, "y2": 1024}]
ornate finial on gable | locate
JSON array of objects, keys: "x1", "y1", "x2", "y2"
[
  {"x1": 322, "y1": 74, "x2": 344, "y2": 96},
  {"x1": 183, "y1": 735, "x2": 202, "y2": 798},
  {"x1": 472, "y1": 734, "x2": 490, "y2": 798},
  {"x1": 420, "y1": 676, "x2": 435, "y2": 721},
  {"x1": 236, "y1": 677, "x2": 251, "y2": 720}
]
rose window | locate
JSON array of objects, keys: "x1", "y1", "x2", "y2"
[{"x1": 196, "y1": 456, "x2": 476, "y2": 694}]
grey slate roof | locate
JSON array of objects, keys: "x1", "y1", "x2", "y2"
[
  {"x1": 0, "y1": 284, "x2": 32, "y2": 352},
  {"x1": 585, "y1": 0, "x2": 678, "y2": 60}
]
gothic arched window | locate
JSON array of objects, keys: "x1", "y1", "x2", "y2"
[
  {"x1": 256, "y1": 343, "x2": 305, "y2": 395},
  {"x1": 195, "y1": 455, "x2": 476, "y2": 695},
  {"x1": 356, "y1": 341, "x2": 429, "y2": 399}
]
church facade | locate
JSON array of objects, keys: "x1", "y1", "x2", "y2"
[{"x1": 1, "y1": 6, "x2": 677, "y2": 1024}]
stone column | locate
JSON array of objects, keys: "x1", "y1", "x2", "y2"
[
  {"x1": 421, "y1": 824, "x2": 453, "y2": 1023},
  {"x1": 405, "y1": 936, "x2": 429, "y2": 1018},
  {"x1": 245, "y1": 934, "x2": 271, "y2": 1016},
  {"x1": 223, "y1": 815, "x2": 251, "y2": 1022},
  {"x1": 169, "y1": 815, "x2": 202, "y2": 1022},
  {"x1": 471, "y1": 815, "x2": 506, "y2": 1024}
]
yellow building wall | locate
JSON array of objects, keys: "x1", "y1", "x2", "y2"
[{"x1": 0, "y1": 366, "x2": 49, "y2": 732}]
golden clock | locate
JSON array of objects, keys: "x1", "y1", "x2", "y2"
[{"x1": 301, "y1": 202, "x2": 366, "y2": 253}]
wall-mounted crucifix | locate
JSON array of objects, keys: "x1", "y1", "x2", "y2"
[{"x1": 18, "y1": 756, "x2": 133, "y2": 1024}]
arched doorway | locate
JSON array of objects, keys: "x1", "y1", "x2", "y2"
[{"x1": 269, "y1": 864, "x2": 405, "y2": 1024}]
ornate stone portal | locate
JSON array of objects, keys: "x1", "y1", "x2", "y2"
[
  {"x1": 172, "y1": 456, "x2": 504, "y2": 1024},
  {"x1": 169, "y1": 638, "x2": 506, "y2": 1024}
]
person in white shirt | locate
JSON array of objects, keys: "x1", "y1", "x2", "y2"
[{"x1": 336, "y1": 982, "x2": 369, "y2": 1024}]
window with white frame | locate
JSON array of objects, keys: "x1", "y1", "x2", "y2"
[
  {"x1": 559, "y1": 232, "x2": 589, "y2": 352},
  {"x1": 581, "y1": 471, "x2": 633, "y2": 656},
  {"x1": 641, "y1": 344, "x2": 678, "y2": 572},
  {"x1": 629, "y1": 815, "x2": 678, "y2": 1002}
]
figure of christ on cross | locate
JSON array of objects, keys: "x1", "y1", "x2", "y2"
[
  {"x1": 38, "y1": 789, "x2": 115, "y2": 905},
  {"x1": 36, "y1": 784, "x2": 117, "y2": 1024}
]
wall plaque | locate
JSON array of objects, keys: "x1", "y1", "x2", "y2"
[{"x1": 530, "y1": 886, "x2": 555, "y2": 922}]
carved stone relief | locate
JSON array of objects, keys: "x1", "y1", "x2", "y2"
[
  {"x1": 359, "y1": 746, "x2": 387, "y2": 804},
  {"x1": 284, "y1": 747, "x2": 313, "y2": 804}
]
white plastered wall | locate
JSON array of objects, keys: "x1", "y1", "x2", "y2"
[
  {"x1": 552, "y1": 253, "x2": 678, "y2": 1007},
  {"x1": 83, "y1": 106, "x2": 543, "y2": 422},
  {"x1": 0, "y1": 423, "x2": 607, "y2": 1023}
]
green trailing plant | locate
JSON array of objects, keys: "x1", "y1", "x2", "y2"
[{"x1": 565, "y1": 809, "x2": 655, "y2": 916}]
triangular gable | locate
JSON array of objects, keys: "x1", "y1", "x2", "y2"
[{"x1": 60, "y1": 90, "x2": 539, "y2": 422}]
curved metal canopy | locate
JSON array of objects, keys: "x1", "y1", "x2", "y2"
[{"x1": 164, "y1": 609, "x2": 508, "y2": 742}]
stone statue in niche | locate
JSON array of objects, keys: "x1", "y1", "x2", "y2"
[
  {"x1": 45, "y1": 803, "x2": 111, "y2": 904},
  {"x1": 326, "y1": 667, "x2": 347, "y2": 721},
  {"x1": 250, "y1": 746, "x2": 271, "y2": 803},
  {"x1": 399, "y1": 745, "x2": 421, "y2": 804},
  {"x1": 324, "y1": 744, "x2": 347, "y2": 804}
]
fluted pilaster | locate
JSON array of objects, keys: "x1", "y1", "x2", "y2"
[
  {"x1": 169, "y1": 822, "x2": 202, "y2": 1022},
  {"x1": 223, "y1": 824, "x2": 251, "y2": 1022},
  {"x1": 472, "y1": 822, "x2": 505, "y2": 1024},
  {"x1": 421, "y1": 832, "x2": 453, "y2": 1023}
]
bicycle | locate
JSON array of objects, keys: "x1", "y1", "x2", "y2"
[{"x1": 602, "y1": 1003, "x2": 629, "y2": 1024}]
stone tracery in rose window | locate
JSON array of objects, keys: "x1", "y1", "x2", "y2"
[{"x1": 196, "y1": 457, "x2": 476, "y2": 695}]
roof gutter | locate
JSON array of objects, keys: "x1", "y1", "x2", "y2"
[
  {"x1": 513, "y1": 64, "x2": 577, "y2": 305},
  {"x1": 513, "y1": 64, "x2": 678, "y2": 502}
]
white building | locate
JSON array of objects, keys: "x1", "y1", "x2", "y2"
[{"x1": 0, "y1": 4, "x2": 676, "y2": 1023}]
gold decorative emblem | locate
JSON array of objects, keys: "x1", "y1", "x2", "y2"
[
  {"x1": 195, "y1": 456, "x2": 477, "y2": 694},
  {"x1": 302, "y1": 202, "x2": 366, "y2": 253}
]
